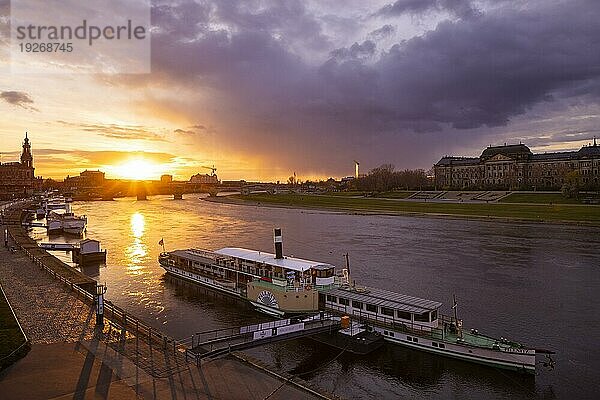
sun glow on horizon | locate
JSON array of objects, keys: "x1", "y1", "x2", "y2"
[{"x1": 106, "y1": 158, "x2": 168, "y2": 180}]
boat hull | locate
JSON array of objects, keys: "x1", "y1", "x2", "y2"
[
  {"x1": 159, "y1": 263, "x2": 287, "y2": 317},
  {"x1": 370, "y1": 325, "x2": 536, "y2": 373}
]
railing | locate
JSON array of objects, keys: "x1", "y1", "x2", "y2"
[
  {"x1": 0, "y1": 282, "x2": 30, "y2": 366},
  {"x1": 181, "y1": 313, "x2": 339, "y2": 364},
  {"x1": 5, "y1": 206, "x2": 185, "y2": 365},
  {"x1": 251, "y1": 278, "x2": 316, "y2": 293},
  {"x1": 324, "y1": 302, "x2": 439, "y2": 338}
]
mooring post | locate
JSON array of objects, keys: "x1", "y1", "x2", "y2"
[{"x1": 95, "y1": 283, "x2": 107, "y2": 326}]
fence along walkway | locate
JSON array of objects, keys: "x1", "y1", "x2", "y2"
[
  {"x1": 182, "y1": 313, "x2": 340, "y2": 363},
  {"x1": 5, "y1": 210, "x2": 190, "y2": 378}
]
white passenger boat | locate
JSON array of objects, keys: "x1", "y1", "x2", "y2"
[
  {"x1": 159, "y1": 228, "x2": 333, "y2": 316},
  {"x1": 45, "y1": 197, "x2": 87, "y2": 236},
  {"x1": 321, "y1": 285, "x2": 551, "y2": 373},
  {"x1": 158, "y1": 229, "x2": 553, "y2": 373}
]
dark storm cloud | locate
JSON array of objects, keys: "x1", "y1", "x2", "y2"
[
  {"x1": 1, "y1": 91, "x2": 38, "y2": 111},
  {"x1": 376, "y1": 0, "x2": 481, "y2": 20},
  {"x1": 144, "y1": 0, "x2": 600, "y2": 170},
  {"x1": 330, "y1": 40, "x2": 377, "y2": 61},
  {"x1": 368, "y1": 24, "x2": 396, "y2": 41}
]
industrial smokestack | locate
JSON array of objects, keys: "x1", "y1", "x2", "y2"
[{"x1": 274, "y1": 228, "x2": 283, "y2": 259}]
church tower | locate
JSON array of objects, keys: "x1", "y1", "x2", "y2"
[{"x1": 21, "y1": 132, "x2": 33, "y2": 168}]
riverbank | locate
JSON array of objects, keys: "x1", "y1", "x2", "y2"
[
  {"x1": 207, "y1": 193, "x2": 600, "y2": 226},
  {"x1": 0, "y1": 202, "x2": 336, "y2": 400}
]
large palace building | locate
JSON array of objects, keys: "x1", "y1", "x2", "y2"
[
  {"x1": 0, "y1": 132, "x2": 42, "y2": 199},
  {"x1": 434, "y1": 139, "x2": 600, "y2": 190}
]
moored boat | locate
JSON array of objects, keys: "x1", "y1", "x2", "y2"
[
  {"x1": 158, "y1": 228, "x2": 554, "y2": 373},
  {"x1": 159, "y1": 228, "x2": 337, "y2": 316}
]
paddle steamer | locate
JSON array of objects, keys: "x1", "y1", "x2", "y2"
[{"x1": 158, "y1": 229, "x2": 552, "y2": 372}]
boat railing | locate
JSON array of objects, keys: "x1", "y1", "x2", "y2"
[
  {"x1": 252, "y1": 278, "x2": 316, "y2": 293},
  {"x1": 324, "y1": 302, "x2": 437, "y2": 338}
]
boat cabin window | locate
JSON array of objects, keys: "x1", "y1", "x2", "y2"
[
  {"x1": 397, "y1": 310, "x2": 411, "y2": 320},
  {"x1": 431, "y1": 310, "x2": 438, "y2": 321},
  {"x1": 366, "y1": 304, "x2": 377, "y2": 313},
  {"x1": 314, "y1": 267, "x2": 335, "y2": 278},
  {"x1": 339, "y1": 298, "x2": 349, "y2": 306},
  {"x1": 352, "y1": 301, "x2": 363, "y2": 309},
  {"x1": 414, "y1": 312, "x2": 429, "y2": 322},
  {"x1": 326, "y1": 295, "x2": 337, "y2": 302},
  {"x1": 381, "y1": 307, "x2": 394, "y2": 317}
]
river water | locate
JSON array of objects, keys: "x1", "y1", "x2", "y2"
[{"x1": 30, "y1": 195, "x2": 600, "y2": 399}]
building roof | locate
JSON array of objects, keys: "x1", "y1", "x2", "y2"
[
  {"x1": 80, "y1": 239, "x2": 99, "y2": 244},
  {"x1": 578, "y1": 143, "x2": 600, "y2": 158},
  {"x1": 435, "y1": 156, "x2": 479, "y2": 166},
  {"x1": 215, "y1": 247, "x2": 335, "y2": 272},
  {"x1": 480, "y1": 144, "x2": 532, "y2": 160},
  {"x1": 327, "y1": 286, "x2": 442, "y2": 314},
  {"x1": 530, "y1": 151, "x2": 575, "y2": 161}
]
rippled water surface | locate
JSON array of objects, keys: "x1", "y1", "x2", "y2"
[{"x1": 32, "y1": 195, "x2": 600, "y2": 399}]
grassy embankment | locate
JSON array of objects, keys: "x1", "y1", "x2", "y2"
[
  {"x1": 326, "y1": 191, "x2": 415, "y2": 199},
  {"x1": 499, "y1": 192, "x2": 600, "y2": 204},
  {"x1": 0, "y1": 285, "x2": 29, "y2": 370},
  {"x1": 233, "y1": 193, "x2": 600, "y2": 224}
]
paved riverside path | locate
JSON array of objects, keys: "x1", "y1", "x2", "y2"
[{"x1": 0, "y1": 219, "x2": 331, "y2": 400}]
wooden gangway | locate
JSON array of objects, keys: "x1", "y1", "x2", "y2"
[{"x1": 180, "y1": 313, "x2": 341, "y2": 364}]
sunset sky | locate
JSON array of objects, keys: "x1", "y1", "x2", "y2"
[{"x1": 1, "y1": 0, "x2": 599, "y2": 181}]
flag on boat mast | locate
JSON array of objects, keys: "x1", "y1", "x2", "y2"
[{"x1": 159, "y1": 238, "x2": 165, "y2": 252}]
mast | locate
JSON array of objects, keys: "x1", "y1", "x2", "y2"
[
  {"x1": 344, "y1": 253, "x2": 352, "y2": 286},
  {"x1": 452, "y1": 294, "x2": 462, "y2": 338}
]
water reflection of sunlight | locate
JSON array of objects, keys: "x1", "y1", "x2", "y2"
[
  {"x1": 131, "y1": 212, "x2": 145, "y2": 238},
  {"x1": 126, "y1": 212, "x2": 148, "y2": 275}
]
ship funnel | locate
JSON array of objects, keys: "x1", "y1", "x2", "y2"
[{"x1": 274, "y1": 228, "x2": 283, "y2": 259}]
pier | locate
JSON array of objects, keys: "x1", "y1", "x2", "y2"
[
  {"x1": 184, "y1": 314, "x2": 340, "y2": 363},
  {"x1": 0, "y1": 202, "x2": 337, "y2": 400}
]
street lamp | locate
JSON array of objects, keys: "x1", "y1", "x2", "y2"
[{"x1": 96, "y1": 283, "x2": 107, "y2": 326}]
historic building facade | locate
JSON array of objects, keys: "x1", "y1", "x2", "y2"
[
  {"x1": 0, "y1": 132, "x2": 42, "y2": 199},
  {"x1": 434, "y1": 140, "x2": 600, "y2": 190},
  {"x1": 64, "y1": 169, "x2": 106, "y2": 189}
]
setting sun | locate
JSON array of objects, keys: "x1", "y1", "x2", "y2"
[{"x1": 108, "y1": 158, "x2": 167, "y2": 180}]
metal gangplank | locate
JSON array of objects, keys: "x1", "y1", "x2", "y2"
[
  {"x1": 181, "y1": 313, "x2": 340, "y2": 364},
  {"x1": 39, "y1": 242, "x2": 77, "y2": 251}
]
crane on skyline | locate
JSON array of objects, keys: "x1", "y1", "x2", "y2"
[{"x1": 202, "y1": 165, "x2": 217, "y2": 176}]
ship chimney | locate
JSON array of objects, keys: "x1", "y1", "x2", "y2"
[{"x1": 274, "y1": 228, "x2": 283, "y2": 259}]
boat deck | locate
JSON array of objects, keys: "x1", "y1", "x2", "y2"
[{"x1": 431, "y1": 329, "x2": 502, "y2": 348}]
